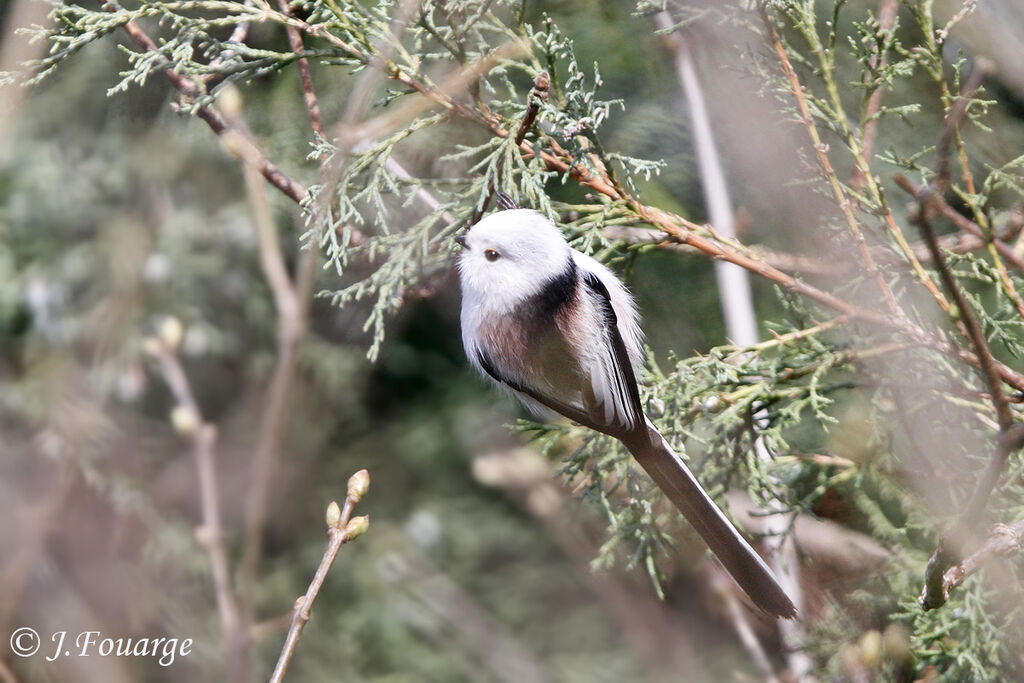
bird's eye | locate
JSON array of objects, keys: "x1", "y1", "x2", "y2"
[{"x1": 484, "y1": 249, "x2": 500, "y2": 262}]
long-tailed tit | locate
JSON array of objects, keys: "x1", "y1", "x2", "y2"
[{"x1": 456, "y1": 205, "x2": 796, "y2": 618}]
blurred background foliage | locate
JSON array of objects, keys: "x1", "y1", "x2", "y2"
[{"x1": 2, "y1": 0, "x2": 1024, "y2": 681}]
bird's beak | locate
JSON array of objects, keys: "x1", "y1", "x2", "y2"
[{"x1": 454, "y1": 234, "x2": 467, "y2": 248}]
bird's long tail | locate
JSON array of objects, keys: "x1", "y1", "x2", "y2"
[{"x1": 622, "y1": 419, "x2": 797, "y2": 619}]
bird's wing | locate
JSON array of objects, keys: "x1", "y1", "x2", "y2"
[
  {"x1": 579, "y1": 270, "x2": 645, "y2": 435},
  {"x1": 469, "y1": 266, "x2": 644, "y2": 439},
  {"x1": 473, "y1": 347, "x2": 610, "y2": 435}
]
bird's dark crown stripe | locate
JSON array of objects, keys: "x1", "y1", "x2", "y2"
[{"x1": 495, "y1": 191, "x2": 519, "y2": 211}]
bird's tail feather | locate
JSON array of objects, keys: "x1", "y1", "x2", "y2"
[{"x1": 623, "y1": 420, "x2": 797, "y2": 619}]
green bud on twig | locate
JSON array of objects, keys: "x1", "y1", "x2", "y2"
[
  {"x1": 344, "y1": 515, "x2": 370, "y2": 540},
  {"x1": 325, "y1": 501, "x2": 341, "y2": 528},
  {"x1": 159, "y1": 316, "x2": 184, "y2": 351},
  {"x1": 347, "y1": 469, "x2": 370, "y2": 503},
  {"x1": 171, "y1": 405, "x2": 200, "y2": 437}
]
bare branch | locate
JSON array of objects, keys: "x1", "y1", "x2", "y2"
[
  {"x1": 894, "y1": 176, "x2": 1024, "y2": 272},
  {"x1": 238, "y1": 207, "x2": 317, "y2": 615},
  {"x1": 269, "y1": 470, "x2": 370, "y2": 683},
  {"x1": 273, "y1": 0, "x2": 324, "y2": 138},
  {"x1": 147, "y1": 333, "x2": 244, "y2": 679},
  {"x1": 941, "y1": 519, "x2": 1024, "y2": 597},
  {"x1": 914, "y1": 196, "x2": 1014, "y2": 431},
  {"x1": 922, "y1": 504, "x2": 1024, "y2": 610}
]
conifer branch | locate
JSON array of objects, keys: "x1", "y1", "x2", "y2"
[
  {"x1": 901, "y1": 67, "x2": 1024, "y2": 610},
  {"x1": 851, "y1": 0, "x2": 898, "y2": 192},
  {"x1": 893, "y1": 176, "x2": 1024, "y2": 272},
  {"x1": 470, "y1": 69, "x2": 550, "y2": 224},
  {"x1": 101, "y1": 0, "x2": 309, "y2": 204},
  {"x1": 760, "y1": 6, "x2": 902, "y2": 320}
]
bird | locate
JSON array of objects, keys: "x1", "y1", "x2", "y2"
[{"x1": 455, "y1": 201, "x2": 797, "y2": 619}]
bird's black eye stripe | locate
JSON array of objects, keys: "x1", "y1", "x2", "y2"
[{"x1": 484, "y1": 249, "x2": 500, "y2": 262}]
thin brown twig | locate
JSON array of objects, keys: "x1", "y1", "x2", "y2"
[
  {"x1": 269, "y1": 470, "x2": 370, "y2": 683},
  {"x1": 893, "y1": 175, "x2": 1024, "y2": 272},
  {"x1": 921, "y1": 450, "x2": 1024, "y2": 612},
  {"x1": 914, "y1": 200, "x2": 1017, "y2": 490},
  {"x1": 193, "y1": 425, "x2": 240, "y2": 641},
  {"x1": 916, "y1": 0, "x2": 1024, "y2": 324},
  {"x1": 935, "y1": 61, "x2": 988, "y2": 191},
  {"x1": 104, "y1": 14, "x2": 325, "y2": 649},
  {"x1": 911, "y1": 143, "x2": 1014, "y2": 427},
  {"x1": 237, "y1": 200, "x2": 318, "y2": 622},
  {"x1": 148, "y1": 334, "x2": 245, "y2": 679},
  {"x1": 102, "y1": 0, "x2": 308, "y2": 204},
  {"x1": 622, "y1": 202, "x2": 1024, "y2": 393},
  {"x1": 766, "y1": 5, "x2": 964, "y2": 329},
  {"x1": 852, "y1": 0, "x2": 899, "y2": 192},
  {"x1": 913, "y1": 202, "x2": 1023, "y2": 534},
  {"x1": 908, "y1": 67, "x2": 1024, "y2": 609},
  {"x1": 608, "y1": 223, "x2": 1023, "y2": 274},
  {"x1": 317, "y1": 33, "x2": 524, "y2": 230},
  {"x1": 274, "y1": 0, "x2": 324, "y2": 138},
  {"x1": 940, "y1": 518, "x2": 1024, "y2": 598},
  {"x1": 937, "y1": 56, "x2": 1024, "y2": 321},
  {"x1": 226, "y1": 105, "x2": 301, "y2": 327},
  {"x1": 236, "y1": 8, "x2": 430, "y2": 630},
  {"x1": 417, "y1": 8, "x2": 464, "y2": 62},
  {"x1": 760, "y1": 7, "x2": 903, "y2": 319}
]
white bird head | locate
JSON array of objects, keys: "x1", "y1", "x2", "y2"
[{"x1": 456, "y1": 209, "x2": 573, "y2": 314}]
